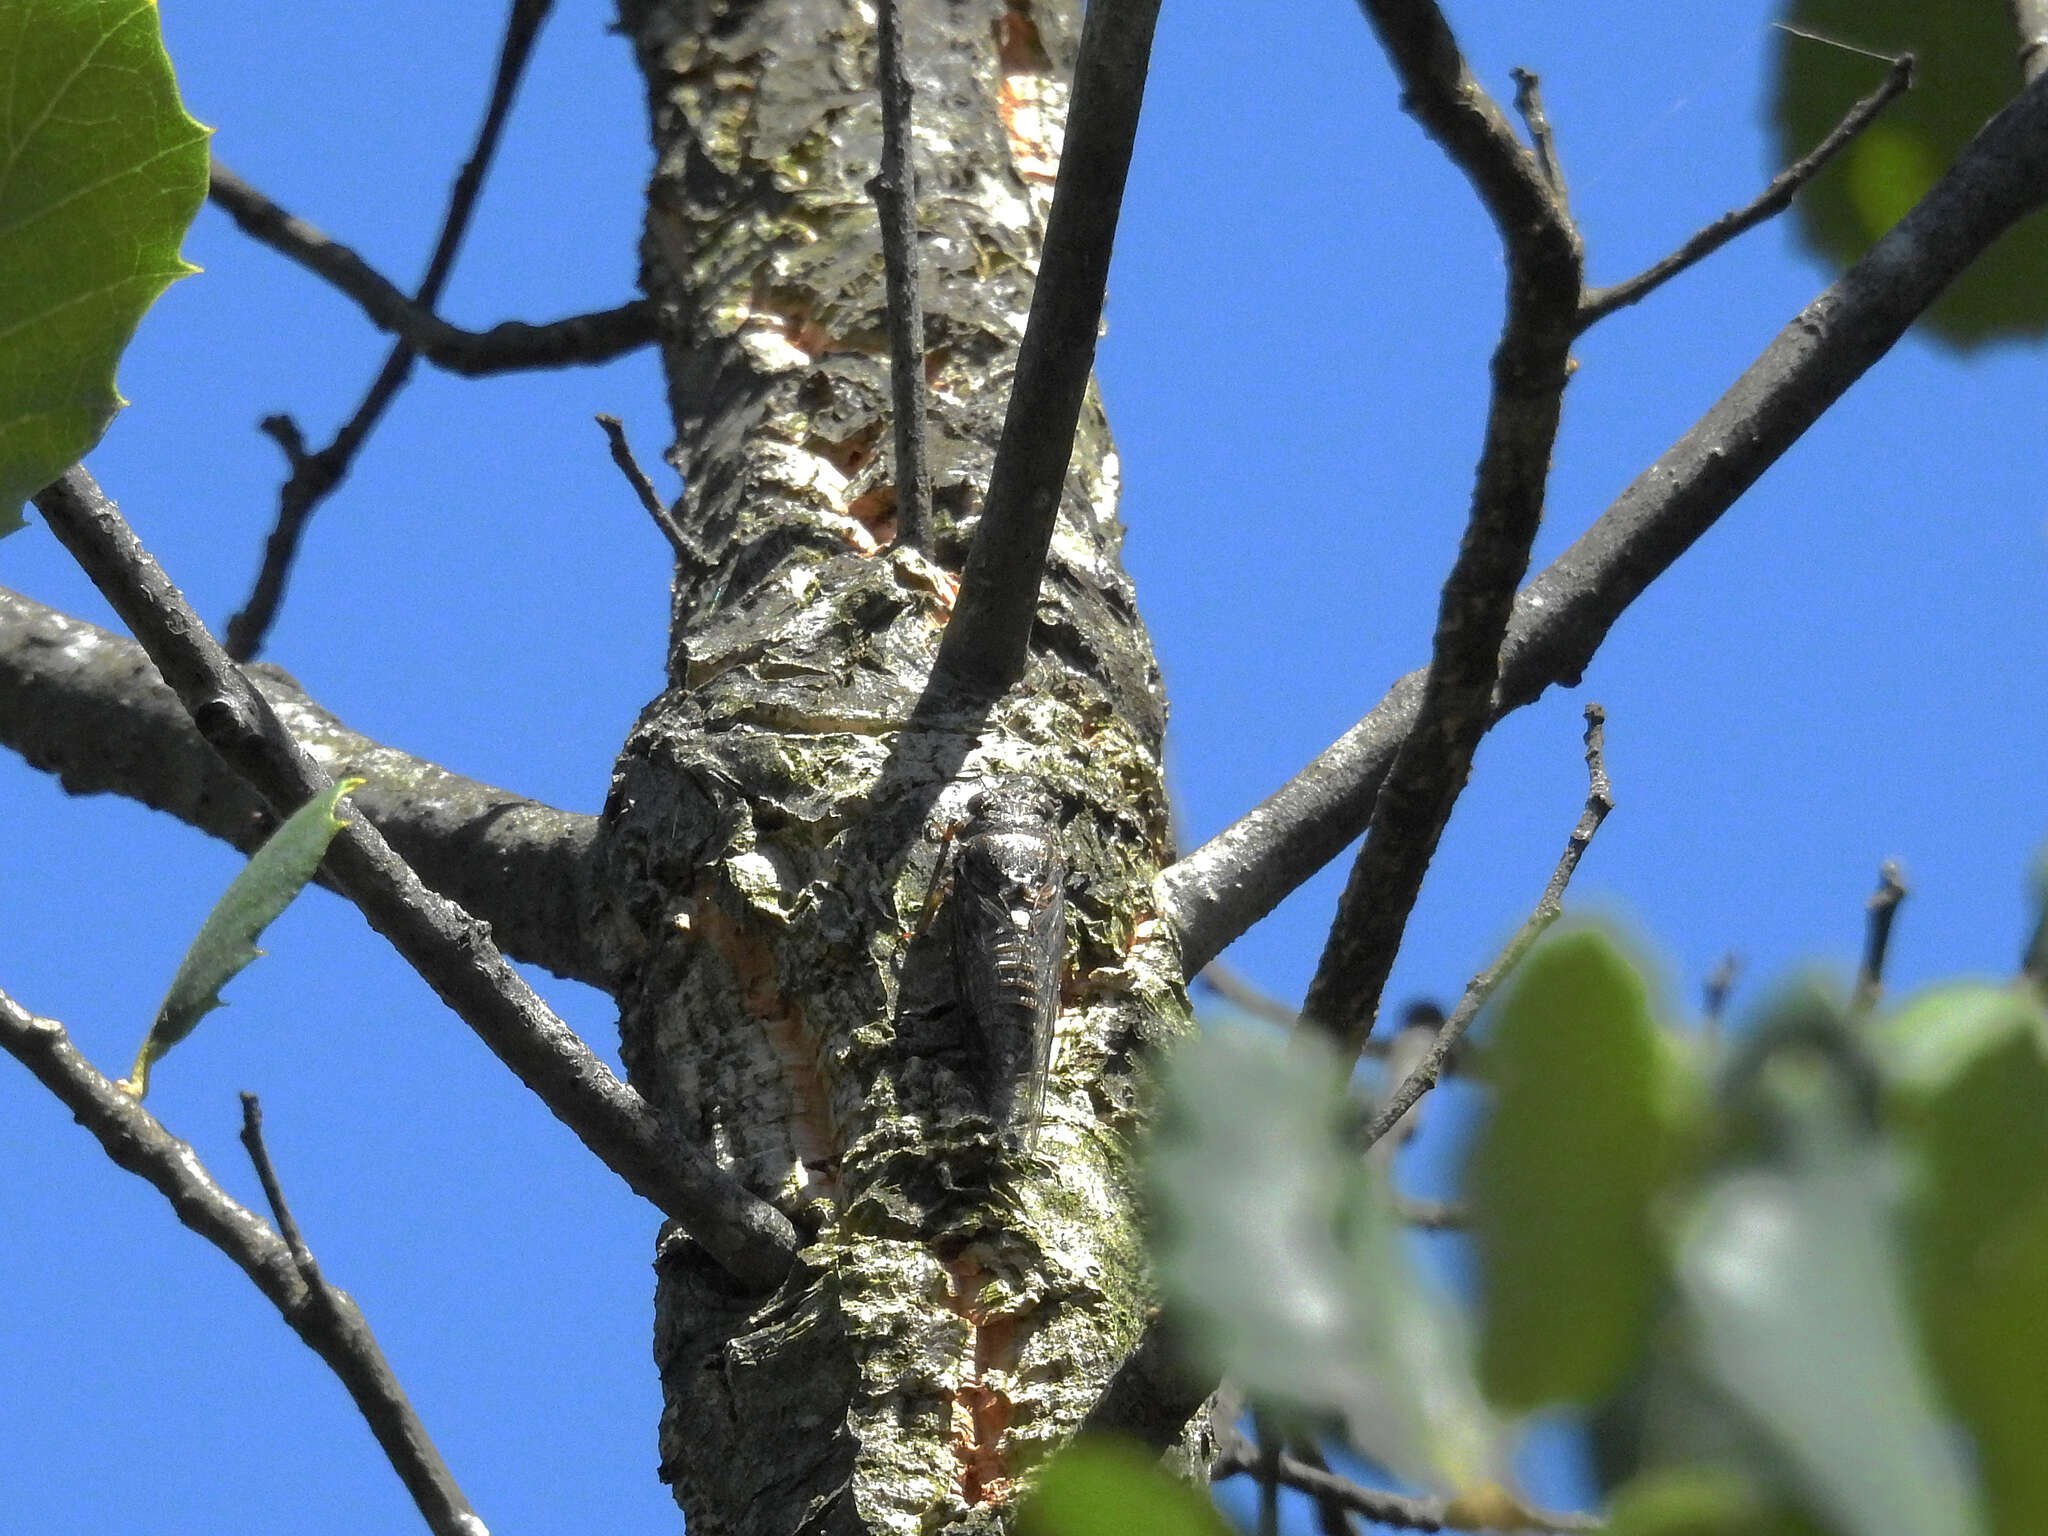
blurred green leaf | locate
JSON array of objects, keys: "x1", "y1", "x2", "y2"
[
  {"x1": 1604, "y1": 1465, "x2": 1828, "y2": 1536},
  {"x1": 1770, "y1": 0, "x2": 2045, "y2": 348},
  {"x1": 1469, "y1": 929, "x2": 1703, "y2": 1411},
  {"x1": 122, "y1": 779, "x2": 361, "y2": 1098},
  {"x1": 1017, "y1": 1437, "x2": 1231, "y2": 1536},
  {"x1": 1147, "y1": 1028, "x2": 1508, "y2": 1497},
  {"x1": 1881, "y1": 983, "x2": 2048, "y2": 1536},
  {"x1": 1674, "y1": 1067, "x2": 1983, "y2": 1536},
  {"x1": 0, "y1": 0, "x2": 210, "y2": 529}
]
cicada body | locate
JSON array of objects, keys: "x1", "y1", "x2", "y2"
[{"x1": 945, "y1": 781, "x2": 1067, "y2": 1146}]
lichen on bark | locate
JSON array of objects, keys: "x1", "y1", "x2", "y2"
[{"x1": 597, "y1": 1, "x2": 1192, "y2": 1531}]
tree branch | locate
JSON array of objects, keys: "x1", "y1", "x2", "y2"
[
  {"x1": 868, "y1": 0, "x2": 933, "y2": 552},
  {"x1": 1159, "y1": 66, "x2": 2048, "y2": 977},
  {"x1": 1852, "y1": 859, "x2": 1907, "y2": 1012},
  {"x1": 0, "y1": 989, "x2": 489, "y2": 1536},
  {"x1": 225, "y1": 0, "x2": 556, "y2": 663},
  {"x1": 207, "y1": 164, "x2": 655, "y2": 375},
  {"x1": 1360, "y1": 704, "x2": 1612, "y2": 1148},
  {"x1": 0, "y1": 586, "x2": 611, "y2": 989},
  {"x1": 1300, "y1": 0, "x2": 1582, "y2": 1055},
  {"x1": 32, "y1": 468, "x2": 798, "y2": 1291},
  {"x1": 593, "y1": 414, "x2": 691, "y2": 561},
  {"x1": 1210, "y1": 1443, "x2": 1599, "y2": 1534},
  {"x1": 1577, "y1": 53, "x2": 1914, "y2": 330},
  {"x1": 926, "y1": 0, "x2": 1161, "y2": 700}
]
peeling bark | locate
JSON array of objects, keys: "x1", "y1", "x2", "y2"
[{"x1": 598, "y1": 2, "x2": 1196, "y2": 1529}]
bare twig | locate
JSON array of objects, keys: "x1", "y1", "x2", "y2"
[
  {"x1": 1254, "y1": 1412, "x2": 1282, "y2": 1536},
  {"x1": 32, "y1": 467, "x2": 798, "y2": 1291},
  {"x1": 1158, "y1": 67, "x2": 2048, "y2": 978},
  {"x1": 238, "y1": 1094, "x2": 313, "y2": 1265},
  {"x1": 1196, "y1": 962, "x2": 1301, "y2": 1029},
  {"x1": 0, "y1": 587, "x2": 610, "y2": 989},
  {"x1": 1300, "y1": 1, "x2": 1582, "y2": 1056},
  {"x1": 225, "y1": 0, "x2": 556, "y2": 662},
  {"x1": 1853, "y1": 860, "x2": 1908, "y2": 1012},
  {"x1": 1393, "y1": 1194, "x2": 1468, "y2": 1229},
  {"x1": 1360, "y1": 705, "x2": 1613, "y2": 1149},
  {"x1": 1702, "y1": 952, "x2": 1741, "y2": 1037},
  {"x1": 1210, "y1": 1443, "x2": 1599, "y2": 1533},
  {"x1": 1578, "y1": 52, "x2": 1914, "y2": 329},
  {"x1": 0, "y1": 991, "x2": 488, "y2": 1536},
  {"x1": 208, "y1": 164, "x2": 654, "y2": 375},
  {"x1": 1283, "y1": 1437, "x2": 1362, "y2": 1536},
  {"x1": 594, "y1": 414, "x2": 691, "y2": 560},
  {"x1": 927, "y1": 0, "x2": 1162, "y2": 701},
  {"x1": 868, "y1": 0, "x2": 933, "y2": 552},
  {"x1": 1509, "y1": 68, "x2": 1569, "y2": 211}
]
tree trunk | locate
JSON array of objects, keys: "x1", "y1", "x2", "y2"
[{"x1": 595, "y1": 2, "x2": 1195, "y2": 1529}]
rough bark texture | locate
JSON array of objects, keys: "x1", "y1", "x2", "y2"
[{"x1": 594, "y1": 2, "x2": 1194, "y2": 1530}]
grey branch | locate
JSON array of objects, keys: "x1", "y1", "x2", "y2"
[
  {"x1": 0, "y1": 586, "x2": 610, "y2": 989},
  {"x1": 927, "y1": 0, "x2": 1162, "y2": 700},
  {"x1": 1210, "y1": 1442, "x2": 1600, "y2": 1533},
  {"x1": 0, "y1": 989, "x2": 489, "y2": 1536},
  {"x1": 1853, "y1": 860, "x2": 1908, "y2": 1012},
  {"x1": 210, "y1": 164, "x2": 655, "y2": 375},
  {"x1": 1577, "y1": 52, "x2": 1914, "y2": 329},
  {"x1": 1302, "y1": 0, "x2": 1582, "y2": 1055},
  {"x1": 1160, "y1": 65, "x2": 2048, "y2": 978},
  {"x1": 32, "y1": 468, "x2": 798, "y2": 1291},
  {"x1": 1360, "y1": 704, "x2": 1613, "y2": 1149},
  {"x1": 869, "y1": 0, "x2": 934, "y2": 552},
  {"x1": 226, "y1": 0, "x2": 558, "y2": 663}
]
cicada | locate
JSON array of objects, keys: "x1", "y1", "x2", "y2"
[{"x1": 937, "y1": 779, "x2": 1068, "y2": 1147}]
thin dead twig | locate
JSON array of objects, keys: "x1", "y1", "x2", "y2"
[
  {"x1": 1577, "y1": 52, "x2": 1914, "y2": 330},
  {"x1": 1360, "y1": 704, "x2": 1614, "y2": 1150},
  {"x1": 1210, "y1": 1442, "x2": 1600, "y2": 1533},
  {"x1": 1853, "y1": 860, "x2": 1908, "y2": 1012},
  {"x1": 1301, "y1": 1, "x2": 1582, "y2": 1057},
  {"x1": 869, "y1": 0, "x2": 933, "y2": 552},
  {"x1": 594, "y1": 414, "x2": 691, "y2": 560},
  {"x1": 0, "y1": 992, "x2": 488, "y2": 1536},
  {"x1": 208, "y1": 164, "x2": 653, "y2": 375},
  {"x1": 33, "y1": 467, "x2": 798, "y2": 1290},
  {"x1": 225, "y1": 0, "x2": 556, "y2": 662}
]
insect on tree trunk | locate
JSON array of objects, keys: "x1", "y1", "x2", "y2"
[{"x1": 594, "y1": 2, "x2": 1196, "y2": 1529}]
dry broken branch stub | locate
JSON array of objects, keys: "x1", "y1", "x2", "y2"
[{"x1": 0, "y1": 990, "x2": 487, "y2": 1536}]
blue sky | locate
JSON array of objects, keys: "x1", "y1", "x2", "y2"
[{"x1": 3, "y1": 1, "x2": 2044, "y2": 1531}]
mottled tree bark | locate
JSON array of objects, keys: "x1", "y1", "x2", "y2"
[{"x1": 595, "y1": 2, "x2": 1194, "y2": 1529}]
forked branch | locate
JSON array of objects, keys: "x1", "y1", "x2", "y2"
[
  {"x1": 208, "y1": 165, "x2": 655, "y2": 375},
  {"x1": 1360, "y1": 704, "x2": 1613, "y2": 1148},
  {"x1": 0, "y1": 991, "x2": 487, "y2": 1536},
  {"x1": 225, "y1": 0, "x2": 556, "y2": 662},
  {"x1": 1300, "y1": 0, "x2": 1582, "y2": 1055},
  {"x1": 1159, "y1": 65, "x2": 2048, "y2": 977},
  {"x1": 32, "y1": 468, "x2": 797, "y2": 1291}
]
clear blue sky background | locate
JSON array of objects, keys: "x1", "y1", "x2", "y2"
[{"x1": 4, "y1": 1, "x2": 2044, "y2": 1531}]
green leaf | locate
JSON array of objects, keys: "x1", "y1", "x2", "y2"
[
  {"x1": 1469, "y1": 928, "x2": 1702, "y2": 1411},
  {"x1": 1769, "y1": 0, "x2": 2047, "y2": 348},
  {"x1": 0, "y1": 0, "x2": 211, "y2": 528},
  {"x1": 1674, "y1": 1069, "x2": 1983, "y2": 1536},
  {"x1": 1017, "y1": 1437, "x2": 1232, "y2": 1536},
  {"x1": 1880, "y1": 983, "x2": 2048, "y2": 1536},
  {"x1": 1604, "y1": 1465, "x2": 1829, "y2": 1536},
  {"x1": 122, "y1": 779, "x2": 361, "y2": 1098},
  {"x1": 1147, "y1": 1028, "x2": 1509, "y2": 1498}
]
